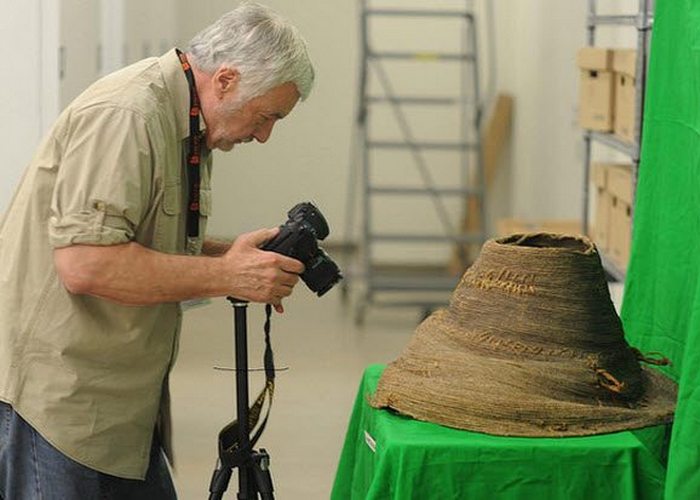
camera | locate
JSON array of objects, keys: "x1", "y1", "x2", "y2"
[{"x1": 262, "y1": 202, "x2": 342, "y2": 296}]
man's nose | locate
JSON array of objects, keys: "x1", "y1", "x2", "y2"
[{"x1": 253, "y1": 120, "x2": 275, "y2": 143}]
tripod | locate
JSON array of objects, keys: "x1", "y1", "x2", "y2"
[{"x1": 208, "y1": 298, "x2": 275, "y2": 500}]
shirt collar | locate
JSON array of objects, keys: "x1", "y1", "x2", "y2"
[{"x1": 158, "y1": 48, "x2": 207, "y2": 141}]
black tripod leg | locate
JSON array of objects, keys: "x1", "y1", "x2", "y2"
[
  {"x1": 238, "y1": 463, "x2": 258, "y2": 500},
  {"x1": 251, "y1": 449, "x2": 274, "y2": 500},
  {"x1": 209, "y1": 463, "x2": 232, "y2": 500}
]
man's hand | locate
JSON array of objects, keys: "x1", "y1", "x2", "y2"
[{"x1": 221, "y1": 227, "x2": 305, "y2": 313}]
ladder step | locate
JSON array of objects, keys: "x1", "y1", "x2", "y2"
[
  {"x1": 369, "y1": 275, "x2": 460, "y2": 292},
  {"x1": 369, "y1": 186, "x2": 482, "y2": 196},
  {"x1": 365, "y1": 9, "x2": 471, "y2": 19},
  {"x1": 368, "y1": 140, "x2": 477, "y2": 151},
  {"x1": 369, "y1": 51, "x2": 475, "y2": 62},
  {"x1": 588, "y1": 14, "x2": 652, "y2": 28},
  {"x1": 367, "y1": 96, "x2": 461, "y2": 105},
  {"x1": 370, "y1": 233, "x2": 483, "y2": 243}
]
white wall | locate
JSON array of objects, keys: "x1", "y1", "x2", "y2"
[
  {"x1": 124, "y1": 0, "x2": 178, "y2": 64},
  {"x1": 492, "y1": 0, "x2": 586, "y2": 221}
]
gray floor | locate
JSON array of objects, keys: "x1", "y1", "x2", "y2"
[{"x1": 170, "y1": 290, "x2": 422, "y2": 499}]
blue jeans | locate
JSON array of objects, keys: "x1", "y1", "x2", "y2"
[{"x1": 0, "y1": 401, "x2": 177, "y2": 500}]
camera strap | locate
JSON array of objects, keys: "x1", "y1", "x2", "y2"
[
  {"x1": 176, "y1": 49, "x2": 202, "y2": 240},
  {"x1": 218, "y1": 304, "x2": 276, "y2": 468}
]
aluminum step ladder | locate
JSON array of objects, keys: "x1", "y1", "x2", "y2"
[{"x1": 344, "y1": 1, "x2": 485, "y2": 324}]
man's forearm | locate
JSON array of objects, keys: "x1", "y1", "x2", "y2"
[
  {"x1": 202, "y1": 237, "x2": 233, "y2": 256},
  {"x1": 54, "y1": 242, "x2": 231, "y2": 306},
  {"x1": 54, "y1": 228, "x2": 304, "y2": 310}
]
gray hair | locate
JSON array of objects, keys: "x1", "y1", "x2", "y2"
[{"x1": 186, "y1": 2, "x2": 315, "y2": 102}]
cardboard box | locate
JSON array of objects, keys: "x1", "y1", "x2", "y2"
[
  {"x1": 577, "y1": 48, "x2": 614, "y2": 131},
  {"x1": 591, "y1": 163, "x2": 611, "y2": 252},
  {"x1": 613, "y1": 49, "x2": 636, "y2": 77},
  {"x1": 607, "y1": 165, "x2": 634, "y2": 271},
  {"x1": 577, "y1": 47, "x2": 613, "y2": 70},
  {"x1": 590, "y1": 163, "x2": 632, "y2": 254},
  {"x1": 497, "y1": 218, "x2": 582, "y2": 237},
  {"x1": 613, "y1": 49, "x2": 637, "y2": 144}
]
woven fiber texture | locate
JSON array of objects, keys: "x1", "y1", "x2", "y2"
[{"x1": 371, "y1": 233, "x2": 677, "y2": 437}]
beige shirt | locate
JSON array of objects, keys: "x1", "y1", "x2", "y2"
[{"x1": 0, "y1": 49, "x2": 212, "y2": 479}]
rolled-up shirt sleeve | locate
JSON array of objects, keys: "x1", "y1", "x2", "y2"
[{"x1": 49, "y1": 106, "x2": 153, "y2": 248}]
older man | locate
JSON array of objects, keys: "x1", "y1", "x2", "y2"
[{"x1": 0, "y1": 3, "x2": 313, "y2": 498}]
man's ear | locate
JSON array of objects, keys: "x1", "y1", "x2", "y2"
[{"x1": 213, "y1": 67, "x2": 240, "y2": 99}]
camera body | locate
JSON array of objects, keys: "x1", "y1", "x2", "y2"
[{"x1": 262, "y1": 202, "x2": 342, "y2": 296}]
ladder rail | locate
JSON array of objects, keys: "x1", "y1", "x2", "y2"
[
  {"x1": 468, "y1": 12, "x2": 487, "y2": 245},
  {"x1": 360, "y1": 0, "x2": 372, "y2": 305}
]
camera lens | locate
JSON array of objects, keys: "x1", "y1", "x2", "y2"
[{"x1": 301, "y1": 250, "x2": 343, "y2": 297}]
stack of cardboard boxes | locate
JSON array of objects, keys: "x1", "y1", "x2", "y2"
[
  {"x1": 577, "y1": 46, "x2": 638, "y2": 271},
  {"x1": 591, "y1": 162, "x2": 633, "y2": 272},
  {"x1": 577, "y1": 47, "x2": 637, "y2": 143}
]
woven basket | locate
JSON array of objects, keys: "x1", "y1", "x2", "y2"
[{"x1": 371, "y1": 233, "x2": 677, "y2": 437}]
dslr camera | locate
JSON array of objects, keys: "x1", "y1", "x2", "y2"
[{"x1": 262, "y1": 202, "x2": 342, "y2": 296}]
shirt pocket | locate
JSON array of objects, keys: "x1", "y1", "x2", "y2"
[{"x1": 154, "y1": 182, "x2": 184, "y2": 254}]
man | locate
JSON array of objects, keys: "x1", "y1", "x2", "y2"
[{"x1": 0, "y1": 2, "x2": 314, "y2": 498}]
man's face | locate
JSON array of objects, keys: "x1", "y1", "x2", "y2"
[{"x1": 206, "y1": 81, "x2": 300, "y2": 151}]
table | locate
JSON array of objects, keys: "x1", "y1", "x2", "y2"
[{"x1": 332, "y1": 364, "x2": 669, "y2": 500}]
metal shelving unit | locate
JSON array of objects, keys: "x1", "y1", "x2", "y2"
[
  {"x1": 344, "y1": 1, "x2": 485, "y2": 323},
  {"x1": 582, "y1": 0, "x2": 654, "y2": 281}
]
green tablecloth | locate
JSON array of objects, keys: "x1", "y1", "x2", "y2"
[{"x1": 332, "y1": 365, "x2": 669, "y2": 500}]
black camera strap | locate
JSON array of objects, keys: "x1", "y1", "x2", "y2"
[
  {"x1": 218, "y1": 304, "x2": 276, "y2": 468},
  {"x1": 176, "y1": 49, "x2": 202, "y2": 240}
]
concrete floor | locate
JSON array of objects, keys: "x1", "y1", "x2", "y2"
[{"x1": 169, "y1": 289, "x2": 422, "y2": 499}]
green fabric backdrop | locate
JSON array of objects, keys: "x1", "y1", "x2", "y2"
[{"x1": 620, "y1": 1, "x2": 700, "y2": 499}]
